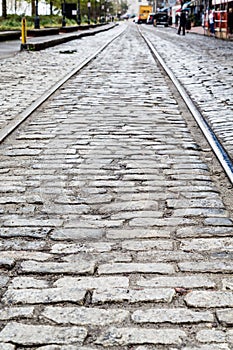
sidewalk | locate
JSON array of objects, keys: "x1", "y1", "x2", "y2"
[
  {"x1": 0, "y1": 23, "x2": 117, "y2": 58},
  {"x1": 23, "y1": 23, "x2": 117, "y2": 51},
  {"x1": 172, "y1": 24, "x2": 233, "y2": 40},
  {"x1": 172, "y1": 24, "x2": 205, "y2": 35}
]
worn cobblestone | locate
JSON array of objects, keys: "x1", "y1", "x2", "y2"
[
  {"x1": 0, "y1": 23, "x2": 232, "y2": 349},
  {"x1": 0, "y1": 322, "x2": 87, "y2": 345},
  {"x1": 132, "y1": 308, "x2": 214, "y2": 323},
  {"x1": 92, "y1": 287, "x2": 175, "y2": 303},
  {"x1": 96, "y1": 327, "x2": 186, "y2": 346}
]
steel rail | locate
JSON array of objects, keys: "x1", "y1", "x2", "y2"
[
  {"x1": 0, "y1": 26, "x2": 127, "y2": 144},
  {"x1": 140, "y1": 28, "x2": 233, "y2": 185}
]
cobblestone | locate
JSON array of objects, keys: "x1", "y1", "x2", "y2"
[
  {"x1": 2, "y1": 287, "x2": 86, "y2": 305},
  {"x1": 96, "y1": 327, "x2": 186, "y2": 346},
  {"x1": 42, "y1": 306, "x2": 129, "y2": 325},
  {"x1": 132, "y1": 308, "x2": 214, "y2": 324},
  {"x1": 0, "y1": 23, "x2": 232, "y2": 349},
  {"x1": 185, "y1": 291, "x2": 233, "y2": 307},
  {"x1": 216, "y1": 309, "x2": 233, "y2": 325},
  {"x1": 92, "y1": 287, "x2": 175, "y2": 303},
  {"x1": 136, "y1": 275, "x2": 216, "y2": 288},
  {"x1": 0, "y1": 306, "x2": 34, "y2": 320},
  {"x1": 0, "y1": 322, "x2": 87, "y2": 345},
  {"x1": 98, "y1": 262, "x2": 175, "y2": 274}
]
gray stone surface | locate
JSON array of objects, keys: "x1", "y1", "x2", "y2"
[
  {"x1": 96, "y1": 327, "x2": 186, "y2": 346},
  {"x1": 132, "y1": 308, "x2": 214, "y2": 323},
  {"x1": 0, "y1": 23, "x2": 232, "y2": 350},
  {"x1": 0, "y1": 322, "x2": 87, "y2": 345},
  {"x1": 42, "y1": 306, "x2": 129, "y2": 325},
  {"x1": 93, "y1": 287, "x2": 175, "y2": 303}
]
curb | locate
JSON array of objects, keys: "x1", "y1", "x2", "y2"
[{"x1": 20, "y1": 23, "x2": 117, "y2": 51}]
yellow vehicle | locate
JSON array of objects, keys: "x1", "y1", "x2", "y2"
[{"x1": 138, "y1": 5, "x2": 153, "y2": 23}]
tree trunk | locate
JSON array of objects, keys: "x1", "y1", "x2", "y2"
[
  {"x1": 2, "y1": 0, "x2": 7, "y2": 18},
  {"x1": 31, "y1": 0, "x2": 36, "y2": 16},
  {"x1": 50, "y1": 1, "x2": 53, "y2": 15}
]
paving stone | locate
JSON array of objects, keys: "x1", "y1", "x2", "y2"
[
  {"x1": 185, "y1": 291, "x2": 233, "y2": 307},
  {"x1": 0, "y1": 239, "x2": 46, "y2": 251},
  {"x1": 10, "y1": 277, "x2": 49, "y2": 289},
  {"x1": 51, "y1": 242, "x2": 113, "y2": 254},
  {"x1": 203, "y1": 218, "x2": 232, "y2": 226},
  {"x1": 51, "y1": 228, "x2": 105, "y2": 240},
  {"x1": 176, "y1": 226, "x2": 233, "y2": 238},
  {"x1": 2, "y1": 218, "x2": 63, "y2": 227},
  {"x1": 129, "y1": 218, "x2": 196, "y2": 226},
  {"x1": 20, "y1": 259, "x2": 96, "y2": 274},
  {"x1": 2, "y1": 287, "x2": 86, "y2": 305},
  {"x1": 0, "y1": 275, "x2": 9, "y2": 288},
  {"x1": 42, "y1": 306, "x2": 129, "y2": 325},
  {"x1": 136, "y1": 275, "x2": 216, "y2": 288},
  {"x1": 180, "y1": 238, "x2": 233, "y2": 251},
  {"x1": 179, "y1": 261, "x2": 233, "y2": 273},
  {"x1": 196, "y1": 329, "x2": 226, "y2": 343},
  {"x1": 93, "y1": 288, "x2": 175, "y2": 303},
  {"x1": 216, "y1": 309, "x2": 233, "y2": 325},
  {"x1": 0, "y1": 344, "x2": 15, "y2": 350},
  {"x1": 136, "y1": 250, "x2": 204, "y2": 262},
  {"x1": 99, "y1": 200, "x2": 160, "y2": 213},
  {"x1": 173, "y1": 208, "x2": 228, "y2": 217},
  {"x1": 54, "y1": 276, "x2": 129, "y2": 289},
  {"x1": 96, "y1": 327, "x2": 186, "y2": 346},
  {"x1": 132, "y1": 308, "x2": 214, "y2": 324},
  {"x1": 0, "y1": 257, "x2": 15, "y2": 269},
  {"x1": 62, "y1": 251, "x2": 132, "y2": 263},
  {"x1": 0, "y1": 227, "x2": 51, "y2": 238},
  {"x1": 0, "y1": 322, "x2": 87, "y2": 345},
  {"x1": 106, "y1": 228, "x2": 171, "y2": 239},
  {"x1": 0, "y1": 306, "x2": 34, "y2": 320},
  {"x1": 98, "y1": 262, "x2": 175, "y2": 275},
  {"x1": 166, "y1": 199, "x2": 224, "y2": 209},
  {"x1": 121, "y1": 239, "x2": 173, "y2": 251},
  {"x1": 222, "y1": 278, "x2": 233, "y2": 290},
  {"x1": 0, "y1": 251, "x2": 52, "y2": 261}
]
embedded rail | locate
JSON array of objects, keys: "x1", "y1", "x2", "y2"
[
  {"x1": 139, "y1": 27, "x2": 233, "y2": 185},
  {"x1": 1, "y1": 24, "x2": 232, "y2": 185}
]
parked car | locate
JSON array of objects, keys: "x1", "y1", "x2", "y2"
[
  {"x1": 153, "y1": 12, "x2": 169, "y2": 27},
  {"x1": 147, "y1": 13, "x2": 156, "y2": 24}
]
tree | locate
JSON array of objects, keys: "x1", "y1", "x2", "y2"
[{"x1": 2, "y1": 0, "x2": 7, "y2": 18}]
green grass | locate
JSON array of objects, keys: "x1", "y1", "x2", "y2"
[{"x1": 0, "y1": 14, "x2": 78, "y2": 30}]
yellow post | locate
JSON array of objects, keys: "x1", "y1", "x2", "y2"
[{"x1": 21, "y1": 17, "x2": 27, "y2": 45}]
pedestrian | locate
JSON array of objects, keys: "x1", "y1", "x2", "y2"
[
  {"x1": 228, "y1": 8, "x2": 233, "y2": 34},
  {"x1": 177, "y1": 9, "x2": 186, "y2": 35},
  {"x1": 201, "y1": 12, "x2": 205, "y2": 28},
  {"x1": 175, "y1": 13, "x2": 179, "y2": 27},
  {"x1": 208, "y1": 9, "x2": 215, "y2": 35}
]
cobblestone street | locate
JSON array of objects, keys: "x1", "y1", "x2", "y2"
[{"x1": 0, "y1": 23, "x2": 233, "y2": 349}]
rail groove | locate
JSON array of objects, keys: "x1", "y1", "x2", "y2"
[
  {"x1": 0, "y1": 26, "x2": 126, "y2": 144},
  {"x1": 139, "y1": 27, "x2": 233, "y2": 185}
]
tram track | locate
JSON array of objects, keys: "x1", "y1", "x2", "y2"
[
  {"x1": 0, "y1": 25, "x2": 127, "y2": 144},
  {"x1": 1, "y1": 23, "x2": 232, "y2": 187},
  {"x1": 0, "y1": 23, "x2": 232, "y2": 349},
  {"x1": 139, "y1": 27, "x2": 233, "y2": 185}
]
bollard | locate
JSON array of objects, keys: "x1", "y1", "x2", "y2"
[{"x1": 21, "y1": 17, "x2": 27, "y2": 50}]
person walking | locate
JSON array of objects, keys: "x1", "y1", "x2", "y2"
[
  {"x1": 177, "y1": 10, "x2": 187, "y2": 35},
  {"x1": 209, "y1": 9, "x2": 215, "y2": 35}
]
